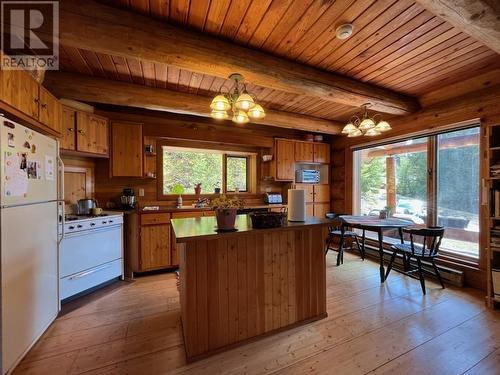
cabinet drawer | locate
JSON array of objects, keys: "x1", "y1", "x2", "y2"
[
  {"x1": 141, "y1": 213, "x2": 171, "y2": 225},
  {"x1": 172, "y1": 211, "x2": 204, "y2": 219}
]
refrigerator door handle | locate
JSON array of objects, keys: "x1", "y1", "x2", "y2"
[{"x1": 57, "y1": 156, "x2": 65, "y2": 244}]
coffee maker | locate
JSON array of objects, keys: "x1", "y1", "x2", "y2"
[{"x1": 120, "y1": 188, "x2": 137, "y2": 209}]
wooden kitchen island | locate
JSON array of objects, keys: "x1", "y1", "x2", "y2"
[{"x1": 171, "y1": 214, "x2": 330, "y2": 362}]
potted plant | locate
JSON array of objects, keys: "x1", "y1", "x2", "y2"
[
  {"x1": 194, "y1": 183, "x2": 202, "y2": 195},
  {"x1": 211, "y1": 194, "x2": 245, "y2": 230},
  {"x1": 171, "y1": 183, "x2": 185, "y2": 208}
]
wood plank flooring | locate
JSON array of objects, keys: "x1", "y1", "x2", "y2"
[{"x1": 13, "y1": 253, "x2": 500, "y2": 375}]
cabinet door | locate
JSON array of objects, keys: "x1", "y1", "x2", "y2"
[
  {"x1": 314, "y1": 185, "x2": 330, "y2": 203},
  {"x1": 275, "y1": 139, "x2": 295, "y2": 180},
  {"x1": 111, "y1": 122, "x2": 143, "y2": 177},
  {"x1": 60, "y1": 106, "x2": 76, "y2": 150},
  {"x1": 313, "y1": 143, "x2": 330, "y2": 163},
  {"x1": 0, "y1": 68, "x2": 15, "y2": 107},
  {"x1": 95, "y1": 116, "x2": 109, "y2": 155},
  {"x1": 171, "y1": 211, "x2": 204, "y2": 219},
  {"x1": 294, "y1": 141, "x2": 314, "y2": 162},
  {"x1": 295, "y1": 183, "x2": 314, "y2": 203},
  {"x1": 38, "y1": 86, "x2": 62, "y2": 134},
  {"x1": 76, "y1": 111, "x2": 94, "y2": 153},
  {"x1": 140, "y1": 224, "x2": 171, "y2": 270},
  {"x1": 313, "y1": 202, "x2": 330, "y2": 219},
  {"x1": 16, "y1": 70, "x2": 39, "y2": 119}
]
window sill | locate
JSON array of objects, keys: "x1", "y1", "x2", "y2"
[{"x1": 157, "y1": 192, "x2": 260, "y2": 200}]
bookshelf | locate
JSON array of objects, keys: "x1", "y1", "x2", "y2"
[{"x1": 486, "y1": 123, "x2": 500, "y2": 308}]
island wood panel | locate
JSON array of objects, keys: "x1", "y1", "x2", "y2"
[{"x1": 179, "y1": 225, "x2": 328, "y2": 361}]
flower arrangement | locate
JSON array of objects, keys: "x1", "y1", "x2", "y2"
[{"x1": 210, "y1": 194, "x2": 245, "y2": 210}]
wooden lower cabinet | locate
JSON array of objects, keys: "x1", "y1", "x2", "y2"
[
  {"x1": 140, "y1": 223, "x2": 171, "y2": 270},
  {"x1": 296, "y1": 184, "x2": 330, "y2": 218},
  {"x1": 126, "y1": 212, "x2": 177, "y2": 274}
]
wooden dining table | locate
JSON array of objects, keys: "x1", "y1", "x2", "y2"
[{"x1": 338, "y1": 215, "x2": 413, "y2": 283}]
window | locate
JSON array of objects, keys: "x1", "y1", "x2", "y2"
[
  {"x1": 353, "y1": 126, "x2": 480, "y2": 258},
  {"x1": 161, "y1": 146, "x2": 252, "y2": 195}
]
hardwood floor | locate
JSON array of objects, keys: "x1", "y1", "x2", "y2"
[{"x1": 13, "y1": 253, "x2": 500, "y2": 375}]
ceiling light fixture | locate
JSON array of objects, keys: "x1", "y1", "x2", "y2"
[
  {"x1": 341, "y1": 104, "x2": 392, "y2": 137},
  {"x1": 336, "y1": 23, "x2": 354, "y2": 40},
  {"x1": 210, "y1": 73, "x2": 265, "y2": 124}
]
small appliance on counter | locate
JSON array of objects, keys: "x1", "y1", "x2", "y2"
[
  {"x1": 264, "y1": 192, "x2": 283, "y2": 204},
  {"x1": 295, "y1": 169, "x2": 320, "y2": 184},
  {"x1": 120, "y1": 187, "x2": 136, "y2": 209},
  {"x1": 76, "y1": 198, "x2": 98, "y2": 215}
]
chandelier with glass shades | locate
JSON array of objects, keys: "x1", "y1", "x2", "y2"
[
  {"x1": 210, "y1": 73, "x2": 265, "y2": 124},
  {"x1": 342, "y1": 104, "x2": 392, "y2": 137}
]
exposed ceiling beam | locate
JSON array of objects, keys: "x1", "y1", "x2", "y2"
[
  {"x1": 43, "y1": 72, "x2": 344, "y2": 135},
  {"x1": 415, "y1": 0, "x2": 500, "y2": 54},
  {"x1": 56, "y1": 0, "x2": 419, "y2": 115}
]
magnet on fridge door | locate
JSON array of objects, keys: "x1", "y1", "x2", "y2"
[{"x1": 7, "y1": 132, "x2": 15, "y2": 147}]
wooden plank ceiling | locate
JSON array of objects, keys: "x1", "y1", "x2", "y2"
[{"x1": 58, "y1": 0, "x2": 500, "y2": 123}]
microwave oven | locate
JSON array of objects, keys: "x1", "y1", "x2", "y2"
[{"x1": 296, "y1": 169, "x2": 320, "y2": 183}]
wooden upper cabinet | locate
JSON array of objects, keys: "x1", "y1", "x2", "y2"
[
  {"x1": 111, "y1": 121, "x2": 143, "y2": 177},
  {"x1": 275, "y1": 139, "x2": 295, "y2": 180},
  {"x1": 314, "y1": 185, "x2": 330, "y2": 203},
  {"x1": 38, "y1": 86, "x2": 62, "y2": 134},
  {"x1": 313, "y1": 143, "x2": 330, "y2": 163},
  {"x1": 16, "y1": 70, "x2": 39, "y2": 119},
  {"x1": 60, "y1": 106, "x2": 76, "y2": 150},
  {"x1": 294, "y1": 141, "x2": 314, "y2": 162},
  {"x1": 76, "y1": 112, "x2": 94, "y2": 153},
  {"x1": 87, "y1": 114, "x2": 108, "y2": 155}
]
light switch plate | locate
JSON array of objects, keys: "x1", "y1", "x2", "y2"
[{"x1": 139, "y1": 188, "x2": 145, "y2": 197}]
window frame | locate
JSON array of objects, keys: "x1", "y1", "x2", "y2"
[
  {"x1": 157, "y1": 142, "x2": 255, "y2": 199},
  {"x1": 352, "y1": 125, "x2": 481, "y2": 262}
]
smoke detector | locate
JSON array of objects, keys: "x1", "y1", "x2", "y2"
[{"x1": 336, "y1": 23, "x2": 353, "y2": 40}]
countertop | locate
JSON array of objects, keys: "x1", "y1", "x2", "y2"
[
  {"x1": 171, "y1": 214, "x2": 330, "y2": 242},
  {"x1": 139, "y1": 204, "x2": 287, "y2": 213}
]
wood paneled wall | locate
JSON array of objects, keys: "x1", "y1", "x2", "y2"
[
  {"x1": 93, "y1": 108, "x2": 314, "y2": 207},
  {"x1": 61, "y1": 156, "x2": 95, "y2": 213}
]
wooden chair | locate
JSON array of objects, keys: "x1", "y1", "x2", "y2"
[
  {"x1": 384, "y1": 226, "x2": 445, "y2": 295},
  {"x1": 324, "y1": 213, "x2": 365, "y2": 266}
]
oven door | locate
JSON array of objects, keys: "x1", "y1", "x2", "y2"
[{"x1": 59, "y1": 225, "x2": 123, "y2": 278}]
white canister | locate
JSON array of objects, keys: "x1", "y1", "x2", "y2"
[{"x1": 287, "y1": 189, "x2": 306, "y2": 222}]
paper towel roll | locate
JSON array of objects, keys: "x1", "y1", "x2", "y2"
[{"x1": 288, "y1": 189, "x2": 306, "y2": 222}]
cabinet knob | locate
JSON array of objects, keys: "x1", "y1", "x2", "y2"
[
  {"x1": 78, "y1": 130, "x2": 85, "y2": 135},
  {"x1": 41, "y1": 103, "x2": 47, "y2": 109},
  {"x1": 34, "y1": 98, "x2": 39, "y2": 103},
  {"x1": 68, "y1": 127, "x2": 74, "y2": 132}
]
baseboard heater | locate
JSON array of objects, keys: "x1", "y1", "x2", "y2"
[{"x1": 354, "y1": 243, "x2": 464, "y2": 287}]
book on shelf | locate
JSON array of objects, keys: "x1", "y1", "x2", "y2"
[
  {"x1": 491, "y1": 189, "x2": 500, "y2": 217},
  {"x1": 492, "y1": 164, "x2": 500, "y2": 178}
]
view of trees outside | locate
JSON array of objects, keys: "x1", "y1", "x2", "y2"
[
  {"x1": 356, "y1": 127, "x2": 479, "y2": 257},
  {"x1": 163, "y1": 147, "x2": 223, "y2": 194},
  {"x1": 226, "y1": 157, "x2": 247, "y2": 192}
]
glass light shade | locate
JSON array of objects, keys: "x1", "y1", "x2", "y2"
[
  {"x1": 247, "y1": 104, "x2": 265, "y2": 119},
  {"x1": 347, "y1": 128, "x2": 363, "y2": 137},
  {"x1": 210, "y1": 109, "x2": 228, "y2": 120},
  {"x1": 232, "y1": 110, "x2": 249, "y2": 124},
  {"x1": 210, "y1": 95, "x2": 230, "y2": 111},
  {"x1": 342, "y1": 123, "x2": 357, "y2": 134},
  {"x1": 235, "y1": 93, "x2": 255, "y2": 110},
  {"x1": 374, "y1": 120, "x2": 391, "y2": 132},
  {"x1": 358, "y1": 117, "x2": 376, "y2": 131},
  {"x1": 364, "y1": 128, "x2": 381, "y2": 136}
]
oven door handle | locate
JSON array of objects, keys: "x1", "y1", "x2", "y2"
[{"x1": 69, "y1": 263, "x2": 114, "y2": 280}]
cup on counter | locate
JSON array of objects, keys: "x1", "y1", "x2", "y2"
[{"x1": 92, "y1": 207, "x2": 103, "y2": 215}]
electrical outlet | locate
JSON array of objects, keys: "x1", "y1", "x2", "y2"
[{"x1": 139, "y1": 188, "x2": 145, "y2": 197}]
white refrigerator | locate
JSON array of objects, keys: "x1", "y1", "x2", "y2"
[{"x1": 0, "y1": 116, "x2": 61, "y2": 374}]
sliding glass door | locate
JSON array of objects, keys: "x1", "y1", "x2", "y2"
[{"x1": 353, "y1": 126, "x2": 479, "y2": 258}]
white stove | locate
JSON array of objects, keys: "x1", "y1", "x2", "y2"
[{"x1": 60, "y1": 211, "x2": 124, "y2": 301}]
